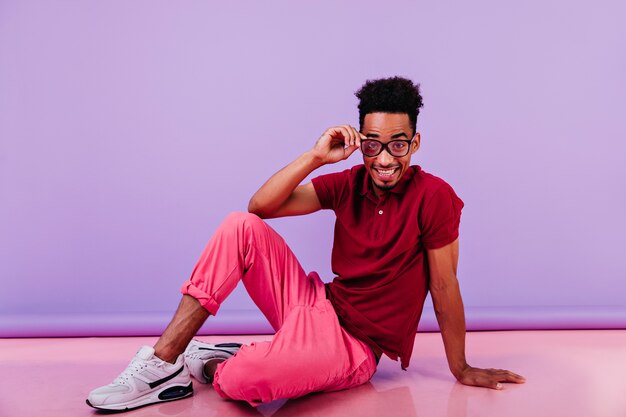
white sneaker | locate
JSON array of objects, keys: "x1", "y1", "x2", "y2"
[
  {"x1": 183, "y1": 340, "x2": 242, "y2": 384},
  {"x1": 86, "y1": 346, "x2": 193, "y2": 411}
]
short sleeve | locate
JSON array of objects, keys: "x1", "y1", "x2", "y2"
[
  {"x1": 419, "y1": 184, "x2": 464, "y2": 250},
  {"x1": 311, "y1": 169, "x2": 350, "y2": 211}
]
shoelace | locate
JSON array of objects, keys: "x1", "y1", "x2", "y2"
[
  {"x1": 113, "y1": 357, "x2": 164, "y2": 385},
  {"x1": 186, "y1": 351, "x2": 205, "y2": 360}
]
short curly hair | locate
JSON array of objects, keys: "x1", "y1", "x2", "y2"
[{"x1": 355, "y1": 76, "x2": 424, "y2": 134}]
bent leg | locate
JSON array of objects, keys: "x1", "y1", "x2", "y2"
[
  {"x1": 213, "y1": 300, "x2": 377, "y2": 406},
  {"x1": 156, "y1": 212, "x2": 319, "y2": 362},
  {"x1": 181, "y1": 211, "x2": 320, "y2": 329}
]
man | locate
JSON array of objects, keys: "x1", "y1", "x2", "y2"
[{"x1": 87, "y1": 76, "x2": 525, "y2": 411}]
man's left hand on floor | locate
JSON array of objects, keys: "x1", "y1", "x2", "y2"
[{"x1": 455, "y1": 365, "x2": 526, "y2": 390}]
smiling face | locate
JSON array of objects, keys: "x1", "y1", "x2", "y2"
[{"x1": 361, "y1": 112, "x2": 420, "y2": 196}]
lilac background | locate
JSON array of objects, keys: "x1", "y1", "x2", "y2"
[{"x1": 1, "y1": 1, "x2": 625, "y2": 337}]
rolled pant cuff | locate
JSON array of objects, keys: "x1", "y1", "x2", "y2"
[{"x1": 180, "y1": 280, "x2": 220, "y2": 316}]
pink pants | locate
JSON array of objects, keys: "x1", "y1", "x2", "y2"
[{"x1": 180, "y1": 212, "x2": 377, "y2": 406}]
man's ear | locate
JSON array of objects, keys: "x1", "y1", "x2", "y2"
[{"x1": 411, "y1": 132, "x2": 421, "y2": 154}]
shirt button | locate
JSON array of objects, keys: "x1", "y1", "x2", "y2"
[{"x1": 378, "y1": 210, "x2": 383, "y2": 215}]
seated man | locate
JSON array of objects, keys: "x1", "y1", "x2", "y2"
[{"x1": 87, "y1": 76, "x2": 525, "y2": 411}]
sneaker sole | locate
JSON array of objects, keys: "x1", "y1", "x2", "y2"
[{"x1": 86, "y1": 382, "x2": 193, "y2": 412}]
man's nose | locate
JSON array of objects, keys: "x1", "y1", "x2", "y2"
[{"x1": 377, "y1": 148, "x2": 395, "y2": 166}]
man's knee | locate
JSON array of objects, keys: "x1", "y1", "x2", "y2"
[
  {"x1": 222, "y1": 212, "x2": 265, "y2": 233},
  {"x1": 213, "y1": 356, "x2": 275, "y2": 405},
  {"x1": 214, "y1": 343, "x2": 338, "y2": 405}
]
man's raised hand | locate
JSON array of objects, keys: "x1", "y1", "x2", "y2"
[{"x1": 311, "y1": 125, "x2": 365, "y2": 165}]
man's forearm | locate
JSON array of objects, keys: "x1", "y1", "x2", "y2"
[
  {"x1": 248, "y1": 125, "x2": 361, "y2": 218},
  {"x1": 248, "y1": 150, "x2": 322, "y2": 217},
  {"x1": 431, "y1": 278, "x2": 469, "y2": 379}
]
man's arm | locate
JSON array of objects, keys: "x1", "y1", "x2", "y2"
[
  {"x1": 427, "y1": 238, "x2": 526, "y2": 389},
  {"x1": 248, "y1": 125, "x2": 363, "y2": 219}
]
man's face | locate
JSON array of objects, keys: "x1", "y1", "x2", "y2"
[{"x1": 361, "y1": 112, "x2": 420, "y2": 196}]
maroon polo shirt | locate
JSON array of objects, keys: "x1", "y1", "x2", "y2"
[{"x1": 311, "y1": 164, "x2": 464, "y2": 369}]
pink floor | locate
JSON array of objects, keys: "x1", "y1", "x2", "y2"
[{"x1": 1, "y1": 330, "x2": 625, "y2": 417}]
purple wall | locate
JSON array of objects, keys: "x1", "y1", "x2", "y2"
[{"x1": 1, "y1": 0, "x2": 625, "y2": 337}]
